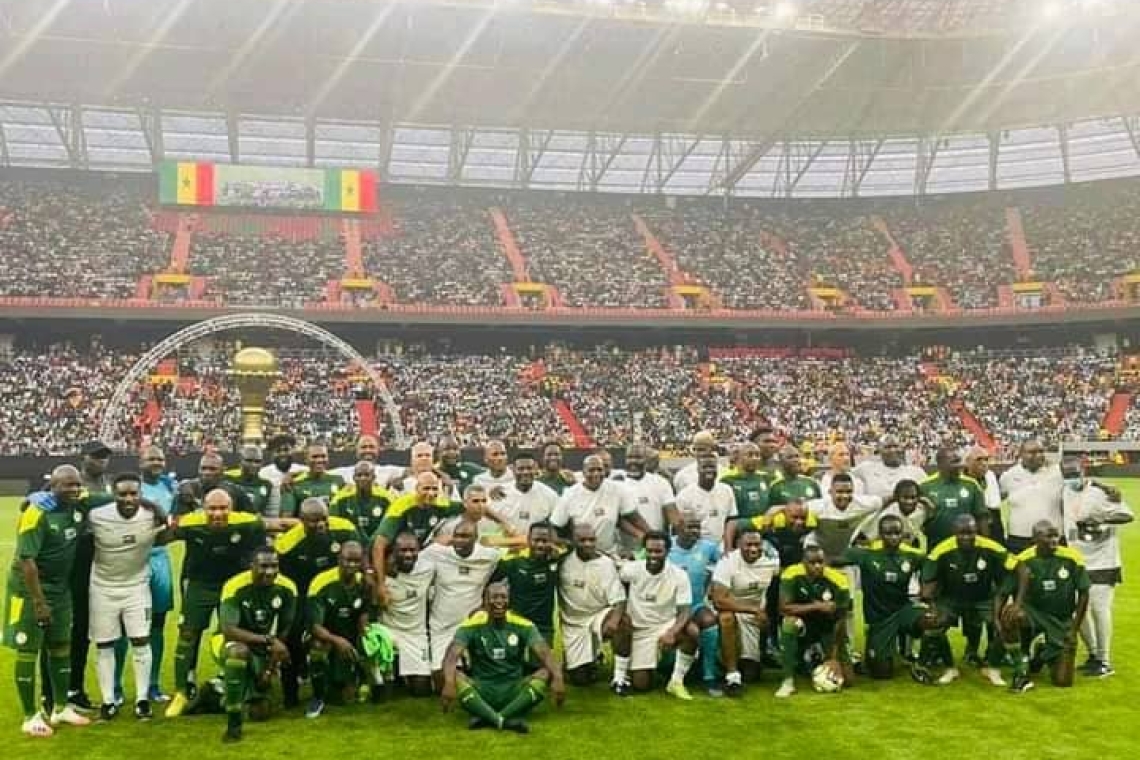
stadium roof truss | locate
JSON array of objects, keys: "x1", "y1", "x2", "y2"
[{"x1": 3, "y1": 101, "x2": 1140, "y2": 198}]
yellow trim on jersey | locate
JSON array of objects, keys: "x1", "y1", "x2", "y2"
[
  {"x1": 275, "y1": 574, "x2": 298, "y2": 595},
  {"x1": 308, "y1": 567, "x2": 361, "y2": 597},
  {"x1": 8, "y1": 596, "x2": 24, "y2": 625},
  {"x1": 17, "y1": 506, "x2": 43, "y2": 534},
  {"x1": 961, "y1": 475, "x2": 982, "y2": 489},
  {"x1": 505, "y1": 611, "x2": 534, "y2": 628},
  {"x1": 867, "y1": 540, "x2": 925, "y2": 557},
  {"x1": 328, "y1": 516, "x2": 358, "y2": 534},
  {"x1": 224, "y1": 467, "x2": 242, "y2": 479},
  {"x1": 221, "y1": 571, "x2": 254, "y2": 602},
  {"x1": 385, "y1": 492, "x2": 452, "y2": 519},
  {"x1": 975, "y1": 536, "x2": 1007, "y2": 554},
  {"x1": 460, "y1": 611, "x2": 489, "y2": 628},
  {"x1": 822, "y1": 567, "x2": 850, "y2": 589},
  {"x1": 928, "y1": 537, "x2": 958, "y2": 560},
  {"x1": 766, "y1": 512, "x2": 819, "y2": 530},
  {"x1": 331, "y1": 484, "x2": 393, "y2": 505},
  {"x1": 293, "y1": 472, "x2": 343, "y2": 486},
  {"x1": 275, "y1": 524, "x2": 307, "y2": 554},
  {"x1": 1016, "y1": 545, "x2": 1086, "y2": 566},
  {"x1": 919, "y1": 474, "x2": 940, "y2": 485},
  {"x1": 781, "y1": 563, "x2": 806, "y2": 580}
]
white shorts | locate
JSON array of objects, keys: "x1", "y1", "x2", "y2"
[
  {"x1": 89, "y1": 585, "x2": 151, "y2": 643},
  {"x1": 734, "y1": 613, "x2": 766, "y2": 662},
  {"x1": 429, "y1": 623, "x2": 459, "y2": 671},
  {"x1": 631, "y1": 621, "x2": 675, "y2": 671},
  {"x1": 390, "y1": 629, "x2": 431, "y2": 678},
  {"x1": 561, "y1": 608, "x2": 614, "y2": 670}
]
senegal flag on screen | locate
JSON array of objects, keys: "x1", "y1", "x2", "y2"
[{"x1": 159, "y1": 161, "x2": 378, "y2": 213}]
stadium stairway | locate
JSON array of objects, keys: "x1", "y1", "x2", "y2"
[
  {"x1": 355, "y1": 399, "x2": 378, "y2": 437},
  {"x1": 631, "y1": 214, "x2": 687, "y2": 309},
  {"x1": 553, "y1": 399, "x2": 595, "y2": 448},
  {"x1": 1103, "y1": 391, "x2": 1133, "y2": 437},
  {"x1": 950, "y1": 400, "x2": 997, "y2": 452},
  {"x1": 142, "y1": 398, "x2": 162, "y2": 434},
  {"x1": 1004, "y1": 207, "x2": 1034, "y2": 279},
  {"x1": 870, "y1": 216, "x2": 913, "y2": 285},
  {"x1": 489, "y1": 208, "x2": 530, "y2": 281}
]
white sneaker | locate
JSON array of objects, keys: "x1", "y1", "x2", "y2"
[
  {"x1": 21, "y1": 713, "x2": 54, "y2": 738},
  {"x1": 774, "y1": 678, "x2": 797, "y2": 698},
  {"x1": 982, "y1": 668, "x2": 1007, "y2": 687},
  {"x1": 937, "y1": 667, "x2": 960, "y2": 685},
  {"x1": 50, "y1": 706, "x2": 92, "y2": 728}
]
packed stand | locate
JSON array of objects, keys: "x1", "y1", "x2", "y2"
[
  {"x1": 0, "y1": 177, "x2": 170, "y2": 299},
  {"x1": 362, "y1": 190, "x2": 513, "y2": 306},
  {"x1": 190, "y1": 233, "x2": 344, "y2": 308},
  {"x1": 0, "y1": 340, "x2": 141, "y2": 455},
  {"x1": 378, "y1": 353, "x2": 571, "y2": 448},
  {"x1": 644, "y1": 202, "x2": 811, "y2": 311},
  {"x1": 946, "y1": 348, "x2": 1117, "y2": 449},
  {"x1": 509, "y1": 198, "x2": 670, "y2": 309},
  {"x1": 885, "y1": 203, "x2": 1014, "y2": 309},
  {"x1": 717, "y1": 355, "x2": 968, "y2": 459},
  {"x1": 1020, "y1": 183, "x2": 1140, "y2": 303}
]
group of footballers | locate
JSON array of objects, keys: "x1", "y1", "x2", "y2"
[{"x1": 3, "y1": 428, "x2": 1133, "y2": 741}]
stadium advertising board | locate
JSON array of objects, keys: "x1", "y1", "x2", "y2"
[{"x1": 159, "y1": 162, "x2": 377, "y2": 213}]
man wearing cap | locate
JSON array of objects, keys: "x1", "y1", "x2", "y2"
[
  {"x1": 225, "y1": 446, "x2": 274, "y2": 516},
  {"x1": 965, "y1": 447, "x2": 1005, "y2": 547},
  {"x1": 672, "y1": 431, "x2": 722, "y2": 493},
  {"x1": 259, "y1": 434, "x2": 308, "y2": 519}
]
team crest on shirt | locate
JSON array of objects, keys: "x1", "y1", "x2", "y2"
[
  {"x1": 64, "y1": 528, "x2": 77, "y2": 541},
  {"x1": 230, "y1": 533, "x2": 242, "y2": 544},
  {"x1": 353, "y1": 598, "x2": 363, "y2": 609},
  {"x1": 549, "y1": 563, "x2": 558, "y2": 572},
  {"x1": 458, "y1": 566, "x2": 470, "y2": 575},
  {"x1": 959, "y1": 488, "x2": 969, "y2": 499},
  {"x1": 822, "y1": 590, "x2": 833, "y2": 601},
  {"x1": 254, "y1": 609, "x2": 267, "y2": 623},
  {"x1": 1058, "y1": 567, "x2": 1070, "y2": 580},
  {"x1": 15, "y1": 632, "x2": 27, "y2": 646},
  {"x1": 372, "y1": 507, "x2": 384, "y2": 517},
  {"x1": 271, "y1": 596, "x2": 282, "y2": 609},
  {"x1": 900, "y1": 561, "x2": 911, "y2": 574},
  {"x1": 428, "y1": 516, "x2": 439, "y2": 526},
  {"x1": 331, "y1": 542, "x2": 341, "y2": 554},
  {"x1": 1042, "y1": 580, "x2": 1057, "y2": 591},
  {"x1": 977, "y1": 558, "x2": 987, "y2": 570},
  {"x1": 260, "y1": 487, "x2": 268, "y2": 497},
  {"x1": 73, "y1": 511, "x2": 83, "y2": 523},
  {"x1": 507, "y1": 633, "x2": 519, "y2": 646}
]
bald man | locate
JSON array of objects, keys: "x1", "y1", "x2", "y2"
[
  {"x1": 331, "y1": 435, "x2": 404, "y2": 486},
  {"x1": 1000, "y1": 439, "x2": 1063, "y2": 555},
  {"x1": 165, "y1": 489, "x2": 267, "y2": 718},
  {"x1": 224, "y1": 446, "x2": 274, "y2": 516},
  {"x1": 965, "y1": 447, "x2": 1004, "y2": 546},
  {"x1": 551, "y1": 455, "x2": 648, "y2": 554},
  {"x1": 473, "y1": 440, "x2": 515, "y2": 492},
  {"x1": 672, "y1": 431, "x2": 721, "y2": 493},
  {"x1": 853, "y1": 436, "x2": 927, "y2": 501},
  {"x1": 175, "y1": 453, "x2": 254, "y2": 517}
]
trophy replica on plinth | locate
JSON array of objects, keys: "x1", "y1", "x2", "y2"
[{"x1": 230, "y1": 347, "x2": 280, "y2": 445}]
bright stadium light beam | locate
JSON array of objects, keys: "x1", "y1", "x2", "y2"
[
  {"x1": 0, "y1": 0, "x2": 74, "y2": 83},
  {"x1": 204, "y1": 0, "x2": 295, "y2": 101},
  {"x1": 774, "y1": 1, "x2": 796, "y2": 20},
  {"x1": 308, "y1": 3, "x2": 397, "y2": 116},
  {"x1": 405, "y1": 6, "x2": 497, "y2": 124},
  {"x1": 100, "y1": 0, "x2": 196, "y2": 101}
]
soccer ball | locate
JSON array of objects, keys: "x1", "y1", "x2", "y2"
[{"x1": 811, "y1": 664, "x2": 843, "y2": 693}]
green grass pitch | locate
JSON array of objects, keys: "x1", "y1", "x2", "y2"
[{"x1": 0, "y1": 485, "x2": 1136, "y2": 760}]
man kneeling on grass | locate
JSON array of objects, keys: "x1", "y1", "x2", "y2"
[{"x1": 440, "y1": 581, "x2": 564, "y2": 733}]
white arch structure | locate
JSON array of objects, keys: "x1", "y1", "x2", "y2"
[{"x1": 98, "y1": 313, "x2": 407, "y2": 450}]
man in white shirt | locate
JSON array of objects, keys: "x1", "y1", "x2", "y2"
[
  {"x1": 673, "y1": 455, "x2": 737, "y2": 546},
  {"x1": 854, "y1": 478, "x2": 929, "y2": 544},
  {"x1": 551, "y1": 455, "x2": 648, "y2": 554},
  {"x1": 473, "y1": 440, "x2": 515, "y2": 492},
  {"x1": 1061, "y1": 457, "x2": 1134, "y2": 677},
  {"x1": 259, "y1": 433, "x2": 308, "y2": 518},
  {"x1": 620, "y1": 444, "x2": 675, "y2": 547},
  {"x1": 818, "y1": 442, "x2": 866, "y2": 496},
  {"x1": 613, "y1": 531, "x2": 698, "y2": 700},
  {"x1": 710, "y1": 524, "x2": 782, "y2": 695},
  {"x1": 672, "y1": 431, "x2": 720, "y2": 493},
  {"x1": 559, "y1": 524, "x2": 627, "y2": 687},
  {"x1": 999, "y1": 439, "x2": 1064, "y2": 555},
  {"x1": 852, "y1": 436, "x2": 927, "y2": 501},
  {"x1": 966, "y1": 446, "x2": 1005, "y2": 545},
  {"x1": 379, "y1": 532, "x2": 435, "y2": 697},
  {"x1": 484, "y1": 452, "x2": 558, "y2": 540},
  {"x1": 331, "y1": 434, "x2": 404, "y2": 489},
  {"x1": 417, "y1": 520, "x2": 500, "y2": 686},
  {"x1": 88, "y1": 473, "x2": 167, "y2": 720}
]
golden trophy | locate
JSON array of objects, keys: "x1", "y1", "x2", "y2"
[{"x1": 230, "y1": 347, "x2": 280, "y2": 445}]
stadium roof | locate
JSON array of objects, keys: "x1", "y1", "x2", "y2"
[{"x1": 1, "y1": 0, "x2": 1139, "y2": 196}]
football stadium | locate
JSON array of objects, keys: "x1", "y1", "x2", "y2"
[{"x1": 2, "y1": 0, "x2": 1140, "y2": 757}]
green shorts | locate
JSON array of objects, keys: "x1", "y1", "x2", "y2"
[
  {"x1": 181, "y1": 581, "x2": 223, "y2": 632},
  {"x1": 936, "y1": 601, "x2": 993, "y2": 629},
  {"x1": 866, "y1": 604, "x2": 927, "y2": 666},
  {"x1": 1022, "y1": 606, "x2": 1071, "y2": 664},
  {"x1": 4, "y1": 588, "x2": 72, "y2": 650},
  {"x1": 473, "y1": 678, "x2": 527, "y2": 711},
  {"x1": 319, "y1": 638, "x2": 364, "y2": 686},
  {"x1": 211, "y1": 634, "x2": 272, "y2": 699}
]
